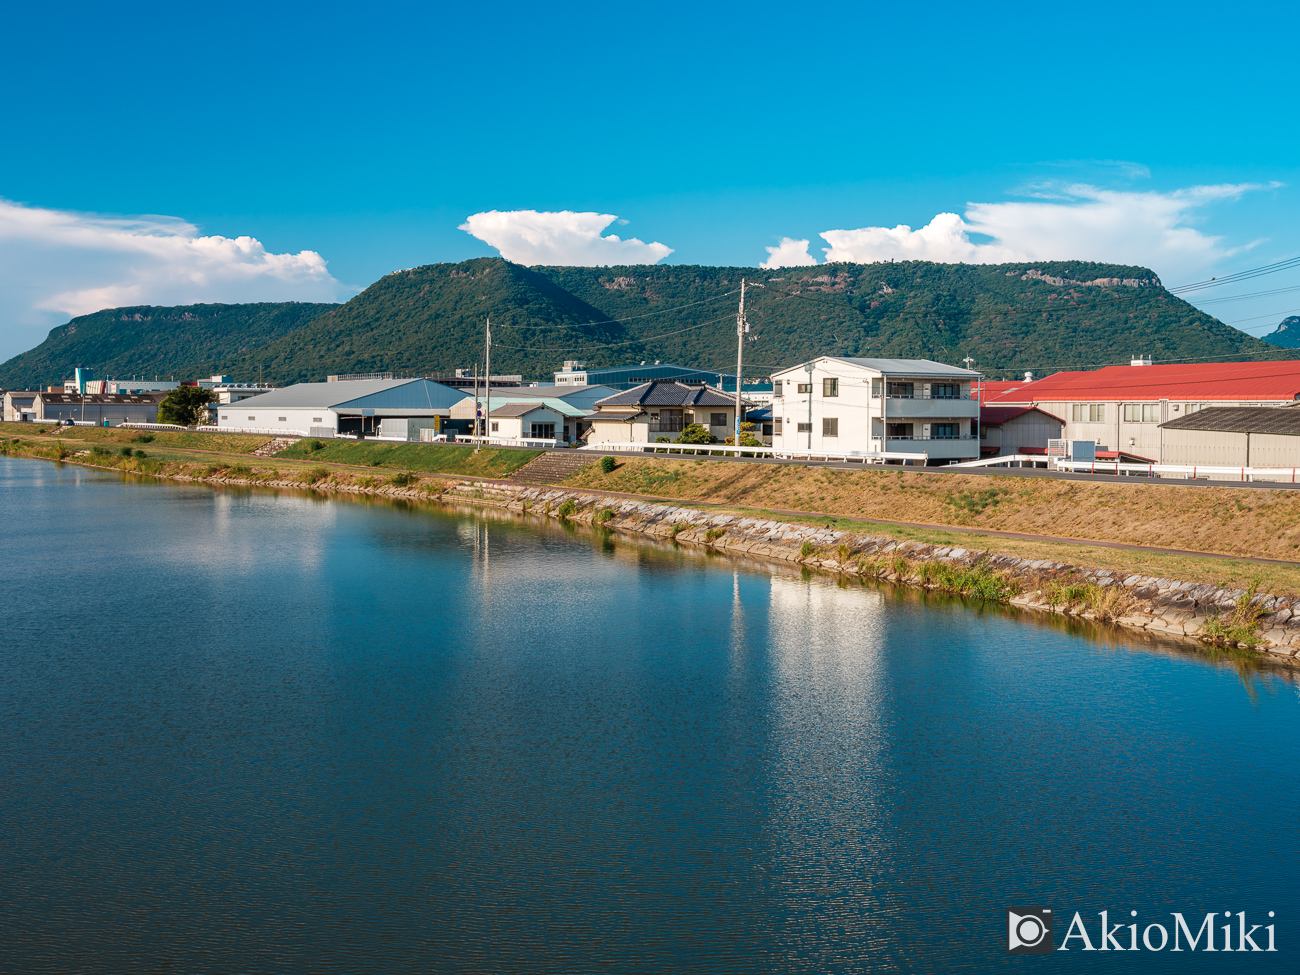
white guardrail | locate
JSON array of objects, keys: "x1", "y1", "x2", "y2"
[
  {"x1": 194, "y1": 425, "x2": 310, "y2": 437},
  {"x1": 461, "y1": 436, "x2": 560, "y2": 449},
  {"x1": 1053, "y1": 459, "x2": 1300, "y2": 483},
  {"x1": 120, "y1": 422, "x2": 200, "y2": 432},
  {"x1": 581, "y1": 441, "x2": 930, "y2": 464}
]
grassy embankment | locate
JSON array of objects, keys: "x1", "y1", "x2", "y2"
[
  {"x1": 274, "y1": 437, "x2": 543, "y2": 477},
  {"x1": 564, "y1": 457, "x2": 1300, "y2": 595},
  {"x1": 0, "y1": 423, "x2": 543, "y2": 479}
]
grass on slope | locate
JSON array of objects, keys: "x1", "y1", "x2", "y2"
[
  {"x1": 0, "y1": 421, "x2": 272, "y2": 454},
  {"x1": 691, "y1": 507, "x2": 1300, "y2": 598},
  {"x1": 565, "y1": 457, "x2": 1300, "y2": 563},
  {"x1": 276, "y1": 438, "x2": 542, "y2": 477}
]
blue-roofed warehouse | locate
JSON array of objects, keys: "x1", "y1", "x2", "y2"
[{"x1": 215, "y1": 378, "x2": 469, "y2": 439}]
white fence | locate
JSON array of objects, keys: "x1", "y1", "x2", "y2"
[
  {"x1": 192, "y1": 425, "x2": 309, "y2": 438},
  {"x1": 461, "y1": 435, "x2": 560, "y2": 449},
  {"x1": 582, "y1": 441, "x2": 929, "y2": 464},
  {"x1": 119, "y1": 422, "x2": 194, "y2": 432},
  {"x1": 1053, "y1": 458, "x2": 1300, "y2": 483}
]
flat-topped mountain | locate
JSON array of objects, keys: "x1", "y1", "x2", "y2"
[{"x1": 2, "y1": 259, "x2": 1292, "y2": 389}]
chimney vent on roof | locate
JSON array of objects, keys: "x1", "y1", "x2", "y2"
[
  {"x1": 1023, "y1": 371, "x2": 1034, "y2": 382},
  {"x1": 1131, "y1": 355, "x2": 1153, "y2": 366}
]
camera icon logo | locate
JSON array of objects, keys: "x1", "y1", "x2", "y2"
[{"x1": 1008, "y1": 907, "x2": 1054, "y2": 953}]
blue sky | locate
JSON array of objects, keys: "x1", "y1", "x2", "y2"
[{"x1": 1, "y1": 0, "x2": 1298, "y2": 361}]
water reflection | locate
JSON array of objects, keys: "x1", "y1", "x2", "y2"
[{"x1": 4, "y1": 457, "x2": 1298, "y2": 975}]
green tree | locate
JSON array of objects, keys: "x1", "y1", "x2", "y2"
[
  {"x1": 675, "y1": 423, "x2": 715, "y2": 444},
  {"x1": 157, "y1": 385, "x2": 215, "y2": 426},
  {"x1": 723, "y1": 421, "x2": 764, "y2": 447}
]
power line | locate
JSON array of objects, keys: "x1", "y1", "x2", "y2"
[
  {"x1": 493, "y1": 289, "x2": 738, "y2": 329},
  {"x1": 1167, "y1": 255, "x2": 1300, "y2": 295},
  {"x1": 489, "y1": 314, "x2": 737, "y2": 352}
]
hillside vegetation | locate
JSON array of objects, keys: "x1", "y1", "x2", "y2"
[
  {"x1": 1263, "y1": 315, "x2": 1300, "y2": 349},
  {"x1": 0, "y1": 302, "x2": 336, "y2": 390},
  {"x1": 3, "y1": 259, "x2": 1294, "y2": 388}
]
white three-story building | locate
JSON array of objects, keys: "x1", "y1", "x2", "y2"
[{"x1": 769, "y1": 357, "x2": 982, "y2": 463}]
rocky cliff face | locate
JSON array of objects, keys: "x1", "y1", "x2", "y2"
[{"x1": 1263, "y1": 315, "x2": 1300, "y2": 349}]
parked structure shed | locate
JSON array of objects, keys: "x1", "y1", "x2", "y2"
[
  {"x1": 1160, "y1": 406, "x2": 1300, "y2": 467},
  {"x1": 32, "y1": 391, "x2": 169, "y2": 425}
]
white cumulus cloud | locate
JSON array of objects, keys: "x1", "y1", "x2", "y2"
[
  {"x1": 760, "y1": 237, "x2": 818, "y2": 269},
  {"x1": 459, "y1": 209, "x2": 673, "y2": 266},
  {"x1": 763, "y1": 183, "x2": 1281, "y2": 282},
  {"x1": 0, "y1": 197, "x2": 352, "y2": 362}
]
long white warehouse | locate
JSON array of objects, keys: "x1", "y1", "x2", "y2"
[{"x1": 215, "y1": 378, "x2": 467, "y2": 438}]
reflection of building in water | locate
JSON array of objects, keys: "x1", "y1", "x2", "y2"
[
  {"x1": 767, "y1": 573, "x2": 887, "y2": 676},
  {"x1": 762, "y1": 574, "x2": 896, "y2": 957},
  {"x1": 195, "y1": 489, "x2": 335, "y2": 574}
]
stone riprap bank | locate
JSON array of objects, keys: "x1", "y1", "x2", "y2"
[{"x1": 476, "y1": 483, "x2": 1300, "y2": 662}]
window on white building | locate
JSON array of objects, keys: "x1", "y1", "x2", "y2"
[
  {"x1": 823, "y1": 378, "x2": 838, "y2": 397},
  {"x1": 1122, "y1": 403, "x2": 1160, "y2": 422},
  {"x1": 1071, "y1": 403, "x2": 1106, "y2": 422},
  {"x1": 822, "y1": 417, "x2": 838, "y2": 436},
  {"x1": 1184, "y1": 403, "x2": 1205, "y2": 413},
  {"x1": 797, "y1": 422, "x2": 812, "y2": 433},
  {"x1": 797, "y1": 383, "x2": 812, "y2": 394},
  {"x1": 932, "y1": 423, "x2": 959, "y2": 438},
  {"x1": 278, "y1": 417, "x2": 286, "y2": 422},
  {"x1": 773, "y1": 380, "x2": 782, "y2": 397},
  {"x1": 932, "y1": 383, "x2": 960, "y2": 399},
  {"x1": 710, "y1": 412, "x2": 727, "y2": 427}
]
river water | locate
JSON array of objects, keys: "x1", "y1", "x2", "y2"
[{"x1": 2, "y1": 456, "x2": 1297, "y2": 973}]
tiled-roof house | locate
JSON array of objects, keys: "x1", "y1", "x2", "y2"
[{"x1": 586, "y1": 381, "x2": 750, "y2": 445}]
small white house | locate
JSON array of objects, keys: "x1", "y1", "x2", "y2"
[
  {"x1": 487, "y1": 402, "x2": 567, "y2": 442},
  {"x1": 770, "y1": 356, "x2": 982, "y2": 462}
]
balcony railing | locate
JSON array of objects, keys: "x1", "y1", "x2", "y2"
[
  {"x1": 648, "y1": 419, "x2": 685, "y2": 434},
  {"x1": 881, "y1": 392, "x2": 974, "y2": 400},
  {"x1": 884, "y1": 434, "x2": 978, "y2": 441}
]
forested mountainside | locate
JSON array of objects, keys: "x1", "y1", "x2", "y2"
[
  {"x1": 4, "y1": 259, "x2": 1291, "y2": 388},
  {"x1": 1263, "y1": 315, "x2": 1300, "y2": 349},
  {"x1": 0, "y1": 302, "x2": 337, "y2": 389}
]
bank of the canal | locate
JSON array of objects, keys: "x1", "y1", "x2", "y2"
[
  {"x1": 7, "y1": 432, "x2": 1297, "y2": 662},
  {"x1": 3, "y1": 453, "x2": 1298, "y2": 975}
]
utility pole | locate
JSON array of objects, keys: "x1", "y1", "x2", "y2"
[
  {"x1": 734, "y1": 280, "x2": 746, "y2": 452},
  {"x1": 733, "y1": 280, "x2": 763, "y2": 451},
  {"x1": 805, "y1": 362, "x2": 814, "y2": 450},
  {"x1": 472, "y1": 362, "x2": 480, "y2": 450},
  {"x1": 484, "y1": 317, "x2": 492, "y2": 445}
]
